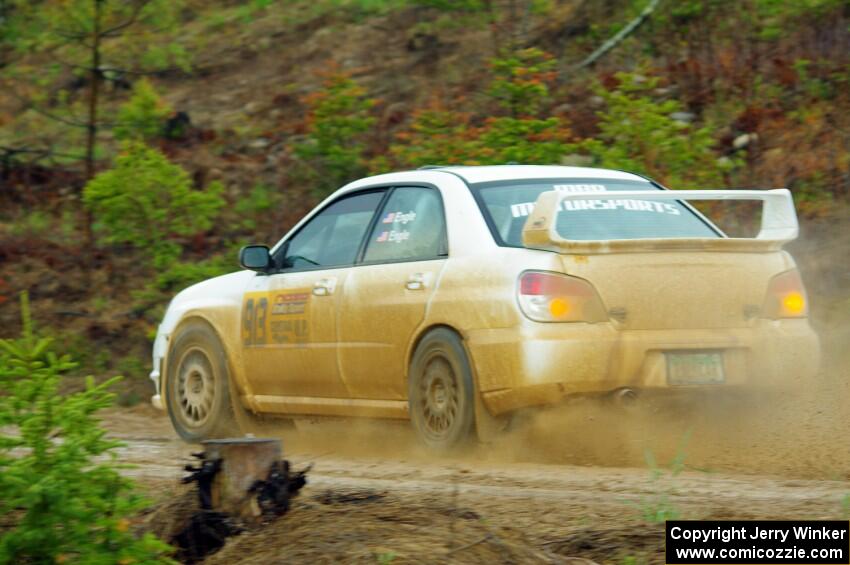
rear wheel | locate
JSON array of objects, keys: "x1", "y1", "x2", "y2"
[
  {"x1": 409, "y1": 328, "x2": 476, "y2": 450},
  {"x1": 166, "y1": 321, "x2": 239, "y2": 442}
]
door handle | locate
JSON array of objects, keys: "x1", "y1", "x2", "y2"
[
  {"x1": 312, "y1": 277, "x2": 336, "y2": 296},
  {"x1": 406, "y1": 272, "x2": 427, "y2": 291}
]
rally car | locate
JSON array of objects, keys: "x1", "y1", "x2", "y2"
[{"x1": 150, "y1": 165, "x2": 821, "y2": 448}]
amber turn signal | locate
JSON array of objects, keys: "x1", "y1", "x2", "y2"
[{"x1": 763, "y1": 269, "x2": 808, "y2": 319}]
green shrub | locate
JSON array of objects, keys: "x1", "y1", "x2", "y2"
[
  {"x1": 386, "y1": 106, "x2": 477, "y2": 167},
  {"x1": 488, "y1": 47, "x2": 557, "y2": 117},
  {"x1": 388, "y1": 48, "x2": 571, "y2": 168},
  {"x1": 475, "y1": 115, "x2": 571, "y2": 164},
  {"x1": 474, "y1": 48, "x2": 571, "y2": 164},
  {"x1": 83, "y1": 141, "x2": 223, "y2": 269},
  {"x1": 580, "y1": 72, "x2": 732, "y2": 187},
  {"x1": 389, "y1": 109, "x2": 571, "y2": 168},
  {"x1": 233, "y1": 183, "x2": 280, "y2": 232},
  {"x1": 114, "y1": 78, "x2": 173, "y2": 142},
  {"x1": 0, "y1": 293, "x2": 173, "y2": 563},
  {"x1": 294, "y1": 73, "x2": 377, "y2": 196}
]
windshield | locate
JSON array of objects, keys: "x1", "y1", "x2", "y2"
[{"x1": 472, "y1": 179, "x2": 720, "y2": 246}]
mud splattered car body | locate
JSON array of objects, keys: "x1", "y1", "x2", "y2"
[{"x1": 150, "y1": 166, "x2": 820, "y2": 446}]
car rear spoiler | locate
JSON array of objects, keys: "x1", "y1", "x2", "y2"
[{"x1": 521, "y1": 189, "x2": 798, "y2": 254}]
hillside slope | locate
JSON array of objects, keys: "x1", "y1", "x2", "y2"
[{"x1": 1, "y1": 0, "x2": 848, "y2": 392}]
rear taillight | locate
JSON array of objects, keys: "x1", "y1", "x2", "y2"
[
  {"x1": 762, "y1": 269, "x2": 808, "y2": 319},
  {"x1": 517, "y1": 271, "x2": 607, "y2": 322}
]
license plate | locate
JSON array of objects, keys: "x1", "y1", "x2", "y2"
[{"x1": 666, "y1": 351, "x2": 725, "y2": 385}]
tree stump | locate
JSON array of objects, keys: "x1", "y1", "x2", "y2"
[{"x1": 202, "y1": 438, "x2": 282, "y2": 520}]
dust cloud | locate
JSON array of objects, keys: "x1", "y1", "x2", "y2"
[
  {"x1": 252, "y1": 349, "x2": 850, "y2": 481},
  {"x1": 486, "y1": 376, "x2": 850, "y2": 479}
]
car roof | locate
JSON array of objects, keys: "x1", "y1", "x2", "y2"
[
  {"x1": 433, "y1": 165, "x2": 649, "y2": 184},
  {"x1": 337, "y1": 165, "x2": 652, "y2": 198}
]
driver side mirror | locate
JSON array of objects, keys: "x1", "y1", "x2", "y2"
[{"x1": 238, "y1": 245, "x2": 271, "y2": 272}]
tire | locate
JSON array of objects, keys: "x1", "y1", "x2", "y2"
[
  {"x1": 408, "y1": 328, "x2": 476, "y2": 450},
  {"x1": 165, "y1": 321, "x2": 240, "y2": 442}
]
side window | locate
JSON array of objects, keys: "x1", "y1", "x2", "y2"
[
  {"x1": 363, "y1": 187, "x2": 446, "y2": 263},
  {"x1": 278, "y1": 191, "x2": 384, "y2": 270}
]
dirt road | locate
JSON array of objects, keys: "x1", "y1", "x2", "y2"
[{"x1": 108, "y1": 390, "x2": 850, "y2": 564}]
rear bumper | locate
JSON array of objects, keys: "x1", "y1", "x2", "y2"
[{"x1": 467, "y1": 319, "x2": 821, "y2": 416}]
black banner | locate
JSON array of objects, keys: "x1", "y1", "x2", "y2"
[{"x1": 666, "y1": 520, "x2": 850, "y2": 564}]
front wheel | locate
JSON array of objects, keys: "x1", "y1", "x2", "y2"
[
  {"x1": 165, "y1": 321, "x2": 239, "y2": 442},
  {"x1": 408, "y1": 328, "x2": 476, "y2": 450}
]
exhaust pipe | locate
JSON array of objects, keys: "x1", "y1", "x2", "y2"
[{"x1": 614, "y1": 388, "x2": 638, "y2": 408}]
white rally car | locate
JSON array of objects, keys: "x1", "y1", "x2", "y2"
[{"x1": 150, "y1": 166, "x2": 820, "y2": 448}]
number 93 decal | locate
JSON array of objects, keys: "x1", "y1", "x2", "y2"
[{"x1": 242, "y1": 296, "x2": 268, "y2": 346}]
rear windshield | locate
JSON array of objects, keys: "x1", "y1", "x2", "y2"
[{"x1": 472, "y1": 179, "x2": 720, "y2": 246}]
